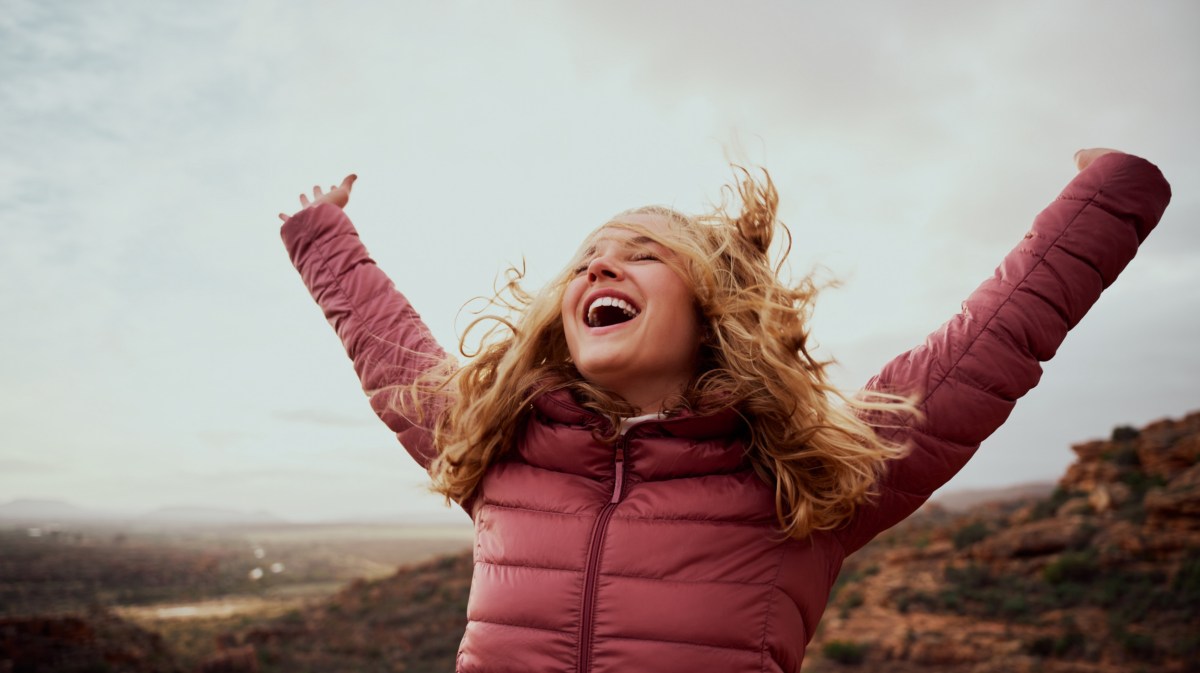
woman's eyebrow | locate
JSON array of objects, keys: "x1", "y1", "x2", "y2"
[{"x1": 578, "y1": 235, "x2": 661, "y2": 260}]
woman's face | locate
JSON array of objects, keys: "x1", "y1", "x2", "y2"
[{"x1": 560, "y1": 213, "x2": 704, "y2": 414}]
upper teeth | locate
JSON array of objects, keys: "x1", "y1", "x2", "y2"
[{"x1": 587, "y1": 296, "x2": 640, "y2": 326}]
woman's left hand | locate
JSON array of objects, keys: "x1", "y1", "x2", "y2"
[
  {"x1": 1074, "y1": 148, "x2": 1122, "y2": 172},
  {"x1": 278, "y1": 174, "x2": 357, "y2": 222}
]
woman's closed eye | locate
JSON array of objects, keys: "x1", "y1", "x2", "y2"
[{"x1": 570, "y1": 251, "x2": 659, "y2": 275}]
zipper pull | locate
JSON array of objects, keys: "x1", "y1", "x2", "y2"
[{"x1": 610, "y1": 446, "x2": 625, "y2": 504}]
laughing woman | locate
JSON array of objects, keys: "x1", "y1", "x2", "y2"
[{"x1": 278, "y1": 148, "x2": 1169, "y2": 672}]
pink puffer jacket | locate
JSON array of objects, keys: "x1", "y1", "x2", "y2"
[{"x1": 282, "y1": 153, "x2": 1170, "y2": 672}]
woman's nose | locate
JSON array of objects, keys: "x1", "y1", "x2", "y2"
[{"x1": 587, "y1": 254, "x2": 623, "y2": 283}]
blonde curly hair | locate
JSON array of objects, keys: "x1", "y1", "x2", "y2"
[{"x1": 394, "y1": 167, "x2": 917, "y2": 539}]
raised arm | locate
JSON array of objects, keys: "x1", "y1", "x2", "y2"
[
  {"x1": 279, "y1": 177, "x2": 448, "y2": 470},
  {"x1": 837, "y1": 151, "x2": 1172, "y2": 553}
]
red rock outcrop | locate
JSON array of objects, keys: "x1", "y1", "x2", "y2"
[{"x1": 804, "y1": 411, "x2": 1200, "y2": 672}]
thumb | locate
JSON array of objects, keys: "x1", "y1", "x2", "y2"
[
  {"x1": 341, "y1": 174, "x2": 358, "y2": 191},
  {"x1": 1074, "y1": 148, "x2": 1120, "y2": 172}
]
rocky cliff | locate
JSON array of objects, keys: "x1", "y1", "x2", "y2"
[{"x1": 807, "y1": 411, "x2": 1200, "y2": 672}]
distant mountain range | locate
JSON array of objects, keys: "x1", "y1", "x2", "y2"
[
  {"x1": 1, "y1": 481, "x2": 1055, "y2": 527},
  {"x1": 0, "y1": 498, "x2": 109, "y2": 521},
  {"x1": 0, "y1": 498, "x2": 467, "y2": 527},
  {"x1": 930, "y1": 480, "x2": 1056, "y2": 511},
  {"x1": 0, "y1": 499, "x2": 285, "y2": 526}
]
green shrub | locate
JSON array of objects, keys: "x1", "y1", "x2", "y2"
[
  {"x1": 1050, "y1": 580, "x2": 1087, "y2": 606},
  {"x1": 1030, "y1": 487, "x2": 1072, "y2": 520},
  {"x1": 1027, "y1": 636, "x2": 1056, "y2": 657},
  {"x1": 1120, "y1": 471, "x2": 1166, "y2": 498},
  {"x1": 1057, "y1": 622, "x2": 1086, "y2": 657},
  {"x1": 945, "y1": 563, "x2": 993, "y2": 590},
  {"x1": 1043, "y1": 551, "x2": 1099, "y2": 585},
  {"x1": 841, "y1": 591, "x2": 864, "y2": 609},
  {"x1": 1111, "y1": 425, "x2": 1140, "y2": 442},
  {"x1": 1110, "y1": 444, "x2": 1140, "y2": 467},
  {"x1": 822, "y1": 639, "x2": 869, "y2": 665},
  {"x1": 1117, "y1": 629, "x2": 1156, "y2": 660},
  {"x1": 952, "y1": 521, "x2": 990, "y2": 550},
  {"x1": 1171, "y1": 631, "x2": 1200, "y2": 659},
  {"x1": 999, "y1": 594, "x2": 1030, "y2": 619},
  {"x1": 936, "y1": 588, "x2": 963, "y2": 614},
  {"x1": 837, "y1": 590, "x2": 864, "y2": 618},
  {"x1": 892, "y1": 589, "x2": 941, "y2": 615},
  {"x1": 1170, "y1": 551, "x2": 1200, "y2": 601},
  {"x1": 1025, "y1": 619, "x2": 1085, "y2": 658}
]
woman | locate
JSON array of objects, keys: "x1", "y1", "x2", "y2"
[{"x1": 278, "y1": 148, "x2": 1170, "y2": 671}]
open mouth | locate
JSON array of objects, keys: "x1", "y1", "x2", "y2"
[{"x1": 586, "y1": 296, "x2": 641, "y2": 328}]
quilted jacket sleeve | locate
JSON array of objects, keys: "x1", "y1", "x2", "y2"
[
  {"x1": 836, "y1": 152, "x2": 1171, "y2": 554},
  {"x1": 280, "y1": 202, "x2": 448, "y2": 470}
]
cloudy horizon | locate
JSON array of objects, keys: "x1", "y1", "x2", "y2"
[{"x1": 2, "y1": 1, "x2": 1197, "y2": 522}]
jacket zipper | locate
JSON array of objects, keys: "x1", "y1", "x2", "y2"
[{"x1": 577, "y1": 435, "x2": 628, "y2": 673}]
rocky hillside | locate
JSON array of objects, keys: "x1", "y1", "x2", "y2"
[
  {"x1": 807, "y1": 411, "x2": 1200, "y2": 672},
  {"x1": 202, "y1": 552, "x2": 472, "y2": 673},
  {"x1": 0, "y1": 609, "x2": 182, "y2": 673}
]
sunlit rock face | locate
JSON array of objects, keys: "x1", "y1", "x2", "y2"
[{"x1": 807, "y1": 411, "x2": 1200, "y2": 673}]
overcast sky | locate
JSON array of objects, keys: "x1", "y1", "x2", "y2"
[{"x1": 2, "y1": 1, "x2": 1197, "y2": 523}]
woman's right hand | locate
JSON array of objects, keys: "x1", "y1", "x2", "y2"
[{"x1": 278, "y1": 173, "x2": 357, "y2": 222}]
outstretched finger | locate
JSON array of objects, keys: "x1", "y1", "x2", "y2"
[
  {"x1": 299, "y1": 193, "x2": 311, "y2": 207},
  {"x1": 278, "y1": 212, "x2": 289, "y2": 222},
  {"x1": 312, "y1": 185, "x2": 325, "y2": 198},
  {"x1": 340, "y1": 174, "x2": 357, "y2": 191}
]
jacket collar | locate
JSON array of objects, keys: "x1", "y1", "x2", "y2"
[
  {"x1": 524, "y1": 388, "x2": 750, "y2": 481},
  {"x1": 531, "y1": 387, "x2": 745, "y2": 437}
]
